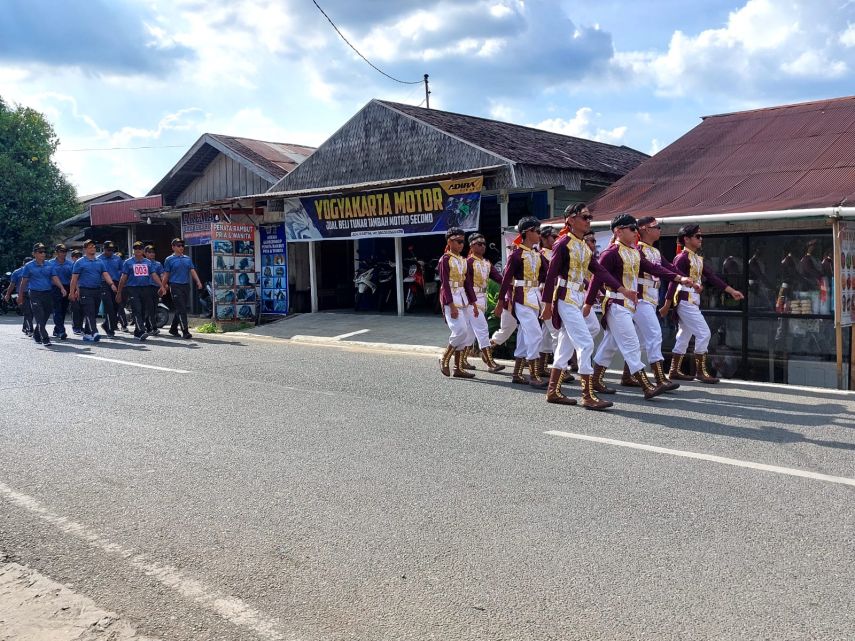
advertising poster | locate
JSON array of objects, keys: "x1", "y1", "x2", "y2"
[
  {"x1": 182, "y1": 210, "x2": 218, "y2": 246},
  {"x1": 283, "y1": 176, "x2": 483, "y2": 241},
  {"x1": 259, "y1": 224, "x2": 289, "y2": 315},
  {"x1": 839, "y1": 222, "x2": 855, "y2": 326},
  {"x1": 211, "y1": 223, "x2": 257, "y2": 322}
]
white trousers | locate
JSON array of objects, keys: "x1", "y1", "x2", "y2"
[
  {"x1": 444, "y1": 305, "x2": 475, "y2": 349},
  {"x1": 673, "y1": 301, "x2": 711, "y2": 354},
  {"x1": 491, "y1": 308, "x2": 517, "y2": 345},
  {"x1": 469, "y1": 307, "x2": 490, "y2": 350},
  {"x1": 593, "y1": 303, "x2": 644, "y2": 374},
  {"x1": 586, "y1": 309, "x2": 601, "y2": 339},
  {"x1": 552, "y1": 300, "x2": 595, "y2": 375},
  {"x1": 633, "y1": 300, "x2": 664, "y2": 364},
  {"x1": 539, "y1": 317, "x2": 559, "y2": 354},
  {"x1": 513, "y1": 303, "x2": 542, "y2": 361}
]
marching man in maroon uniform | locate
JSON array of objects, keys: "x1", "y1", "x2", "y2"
[
  {"x1": 586, "y1": 214, "x2": 696, "y2": 400},
  {"x1": 661, "y1": 224, "x2": 745, "y2": 383},
  {"x1": 465, "y1": 232, "x2": 505, "y2": 372},
  {"x1": 438, "y1": 227, "x2": 479, "y2": 379},
  {"x1": 495, "y1": 217, "x2": 548, "y2": 387},
  {"x1": 536, "y1": 226, "x2": 560, "y2": 379}
]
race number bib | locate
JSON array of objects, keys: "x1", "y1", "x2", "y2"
[{"x1": 133, "y1": 264, "x2": 150, "y2": 277}]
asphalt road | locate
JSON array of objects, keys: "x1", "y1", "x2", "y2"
[{"x1": 0, "y1": 314, "x2": 853, "y2": 641}]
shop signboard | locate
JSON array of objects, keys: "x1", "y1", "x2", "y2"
[
  {"x1": 282, "y1": 176, "x2": 483, "y2": 241},
  {"x1": 182, "y1": 210, "x2": 218, "y2": 246},
  {"x1": 211, "y1": 222, "x2": 257, "y2": 322},
  {"x1": 259, "y1": 224, "x2": 288, "y2": 315},
  {"x1": 838, "y1": 222, "x2": 855, "y2": 327}
]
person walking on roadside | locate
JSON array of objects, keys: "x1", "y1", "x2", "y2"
[
  {"x1": 535, "y1": 226, "x2": 561, "y2": 380},
  {"x1": 70, "y1": 239, "x2": 118, "y2": 342},
  {"x1": 18, "y1": 243, "x2": 66, "y2": 346},
  {"x1": 495, "y1": 217, "x2": 548, "y2": 387},
  {"x1": 464, "y1": 232, "x2": 505, "y2": 373},
  {"x1": 144, "y1": 245, "x2": 163, "y2": 335},
  {"x1": 48, "y1": 243, "x2": 73, "y2": 340},
  {"x1": 97, "y1": 241, "x2": 124, "y2": 336},
  {"x1": 116, "y1": 241, "x2": 164, "y2": 341},
  {"x1": 541, "y1": 204, "x2": 628, "y2": 409},
  {"x1": 161, "y1": 238, "x2": 203, "y2": 339},
  {"x1": 661, "y1": 224, "x2": 745, "y2": 384},
  {"x1": 586, "y1": 215, "x2": 696, "y2": 401},
  {"x1": 69, "y1": 248, "x2": 84, "y2": 334},
  {"x1": 438, "y1": 227, "x2": 479, "y2": 378},
  {"x1": 5, "y1": 259, "x2": 34, "y2": 336}
]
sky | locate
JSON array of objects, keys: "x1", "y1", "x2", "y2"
[{"x1": 1, "y1": 0, "x2": 854, "y2": 199}]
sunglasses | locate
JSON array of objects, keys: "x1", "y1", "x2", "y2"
[
  {"x1": 34, "y1": 249, "x2": 46, "y2": 253},
  {"x1": 449, "y1": 237, "x2": 464, "y2": 243},
  {"x1": 644, "y1": 225, "x2": 661, "y2": 230},
  {"x1": 618, "y1": 225, "x2": 638, "y2": 232},
  {"x1": 581, "y1": 214, "x2": 594, "y2": 221},
  {"x1": 471, "y1": 241, "x2": 486, "y2": 246},
  {"x1": 693, "y1": 234, "x2": 703, "y2": 239}
]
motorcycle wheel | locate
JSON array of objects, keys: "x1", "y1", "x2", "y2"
[
  {"x1": 355, "y1": 291, "x2": 364, "y2": 311},
  {"x1": 156, "y1": 307, "x2": 170, "y2": 328},
  {"x1": 405, "y1": 289, "x2": 416, "y2": 312}
]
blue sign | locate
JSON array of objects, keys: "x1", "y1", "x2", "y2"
[{"x1": 259, "y1": 224, "x2": 288, "y2": 314}]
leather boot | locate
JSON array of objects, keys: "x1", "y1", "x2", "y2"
[
  {"x1": 527, "y1": 359, "x2": 546, "y2": 388},
  {"x1": 481, "y1": 347, "x2": 506, "y2": 373},
  {"x1": 546, "y1": 368, "x2": 577, "y2": 405},
  {"x1": 694, "y1": 353, "x2": 720, "y2": 384},
  {"x1": 669, "y1": 354, "x2": 694, "y2": 381},
  {"x1": 562, "y1": 369, "x2": 575, "y2": 383},
  {"x1": 453, "y1": 350, "x2": 475, "y2": 379},
  {"x1": 580, "y1": 374, "x2": 612, "y2": 410},
  {"x1": 620, "y1": 363, "x2": 640, "y2": 387},
  {"x1": 592, "y1": 363, "x2": 616, "y2": 394},
  {"x1": 440, "y1": 345, "x2": 454, "y2": 377},
  {"x1": 537, "y1": 352, "x2": 549, "y2": 378},
  {"x1": 511, "y1": 358, "x2": 528, "y2": 384},
  {"x1": 461, "y1": 345, "x2": 476, "y2": 370},
  {"x1": 633, "y1": 368, "x2": 667, "y2": 400},
  {"x1": 652, "y1": 360, "x2": 680, "y2": 391}
]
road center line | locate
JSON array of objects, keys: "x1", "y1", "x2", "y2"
[
  {"x1": 545, "y1": 430, "x2": 855, "y2": 487},
  {"x1": 0, "y1": 481, "x2": 284, "y2": 640},
  {"x1": 332, "y1": 329, "x2": 370, "y2": 340},
  {"x1": 78, "y1": 355, "x2": 190, "y2": 373}
]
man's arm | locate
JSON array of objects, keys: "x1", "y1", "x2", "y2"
[
  {"x1": 69, "y1": 274, "x2": 80, "y2": 301},
  {"x1": 17, "y1": 277, "x2": 28, "y2": 304},
  {"x1": 190, "y1": 268, "x2": 203, "y2": 289},
  {"x1": 51, "y1": 275, "x2": 67, "y2": 297},
  {"x1": 116, "y1": 273, "x2": 128, "y2": 301}
]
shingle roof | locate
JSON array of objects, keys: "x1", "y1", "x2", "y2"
[
  {"x1": 589, "y1": 95, "x2": 855, "y2": 220},
  {"x1": 378, "y1": 101, "x2": 648, "y2": 177}
]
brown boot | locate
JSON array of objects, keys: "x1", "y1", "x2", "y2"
[
  {"x1": 652, "y1": 360, "x2": 680, "y2": 391},
  {"x1": 563, "y1": 369, "x2": 575, "y2": 383},
  {"x1": 440, "y1": 345, "x2": 454, "y2": 377},
  {"x1": 453, "y1": 350, "x2": 475, "y2": 379},
  {"x1": 546, "y1": 368, "x2": 576, "y2": 405},
  {"x1": 633, "y1": 368, "x2": 667, "y2": 400},
  {"x1": 580, "y1": 374, "x2": 612, "y2": 410},
  {"x1": 527, "y1": 359, "x2": 546, "y2": 388},
  {"x1": 461, "y1": 345, "x2": 476, "y2": 370},
  {"x1": 511, "y1": 358, "x2": 528, "y2": 384},
  {"x1": 694, "y1": 353, "x2": 720, "y2": 384},
  {"x1": 668, "y1": 354, "x2": 694, "y2": 381},
  {"x1": 620, "y1": 363, "x2": 640, "y2": 387},
  {"x1": 481, "y1": 347, "x2": 506, "y2": 373},
  {"x1": 592, "y1": 364, "x2": 616, "y2": 394},
  {"x1": 537, "y1": 352, "x2": 549, "y2": 378}
]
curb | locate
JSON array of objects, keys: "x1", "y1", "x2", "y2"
[{"x1": 289, "y1": 334, "x2": 444, "y2": 355}]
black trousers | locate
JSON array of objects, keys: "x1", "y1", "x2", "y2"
[
  {"x1": 29, "y1": 290, "x2": 54, "y2": 341},
  {"x1": 79, "y1": 287, "x2": 101, "y2": 335},
  {"x1": 21, "y1": 291, "x2": 33, "y2": 333},
  {"x1": 52, "y1": 286, "x2": 70, "y2": 335},
  {"x1": 70, "y1": 296, "x2": 83, "y2": 332},
  {"x1": 127, "y1": 287, "x2": 153, "y2": 336},
  {"x1": 100, "y1": 283, "x2": 119, "y2": 332},
  {"x1": 145, "y1": 287, "x2": 159, "y2": 331},
  {"x1": 170, "y1": 283, "x2": 191, "y2": 332}
]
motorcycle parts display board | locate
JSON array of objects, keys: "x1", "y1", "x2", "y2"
[
  {"x1": 211, "y1": 223, "x2": 258, "y2": 322},
  {"x1": 839, "y1": 222, "x2": 855, "y2": 326},
  {"x1": 282, "y1": 176, "x2": 483, "y2": 241},
  {"x1": 181, "y1": 210, "x2": 217, "y2": 246},
  {"x1": 259, "y1": 224, "x2": 289, "y2": 314}
]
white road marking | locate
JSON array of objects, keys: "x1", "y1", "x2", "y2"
[
  {"x1": 545, "y1": 430, "x2": 855, "y2": 487},
  {"x1": 0, "y1": 481, "x2": 284, "y2": 640},
  {"x1": 331, "y1": 329, "x2": 370, "y2": 340},
  {"x1": 78, "y1": 355, "x2": 190, "y2": 373}
]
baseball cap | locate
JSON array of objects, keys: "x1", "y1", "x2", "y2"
[
  {"x1": 103, "y1": 240, "x2": 116, "y2": 249},
  {"x1": 54, "y1": 243, "x2": 68, "y2": 252},
  {"x1": 71, "y1": 249, "x2": 82, "y2": 257},
  {"x1": 82, "y1": 239, "x2": 96, "y2": 247},
  {"x1": 32, "y1": 242, "x2": 47, "y2": 252},
  {"x1": 132, "y1": 241, "x2": 145, "y2": 250},
  {"x1": 171, "y1": 237, "x2": 185, "y2": 246}
]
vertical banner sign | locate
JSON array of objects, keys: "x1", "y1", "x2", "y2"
[
  {"x1": 211, "y1": 223, "x2": 257, "y2": 322},
  {"x1": 182, "y1": 211, "x2": 217, "y2": 246},
  {"x1": 259, "y1": 224, "x2": 289, "y2": 315},
  {"x1": 839, "y1": 222, "x2": 855, "y2": 327}
]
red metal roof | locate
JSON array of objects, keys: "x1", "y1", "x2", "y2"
[
  {"x1": 589, "y1": 96, "x2": 855, "y2": 221},
  {"x1": 90, "y1": 195, "x2": 163, "y2": 226}
]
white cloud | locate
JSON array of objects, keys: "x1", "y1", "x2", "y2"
[
  {"x1": 781, "y1": 50, "x2": 848, "y2": 78},
  {"x1": 841, "y1": 24, "x2": 855, "y2": 46},
  {"x1": 530, "y1": 107, "x2": 628, "y2": 144},
  {"x1": 649, "y1": 138, "x2": 662, "y2": 155}
]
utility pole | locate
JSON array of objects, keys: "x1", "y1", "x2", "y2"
[{"x1": 424, "y1": 74, "x2": 431, "y2": 109}]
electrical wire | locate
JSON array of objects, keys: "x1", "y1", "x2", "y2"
[
  {"x1": 57, "y1": 145, "x2": 189, "y2": 152},
  {"x1": 311, "y1": 0, "x2": 422, "y2": 85}
]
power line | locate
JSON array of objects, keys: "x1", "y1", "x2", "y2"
[
  {"x1": 57, "y1": 145, "x2": 189, "y2": 152},
  {"x1": 311, "y1": 0, "x2": 422, "y2": 85}
]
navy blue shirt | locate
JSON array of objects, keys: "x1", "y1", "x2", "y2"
[
  {"x1": 164, "y1": 254, "x2": 195, "y2": 285},
  {"x1": 122, "y1": 257, "x2": 156, "y2": 287},
  {"x1": 22, "y1": 260, "x2": 57, "y2": 292},
  {"x1": 48, "y1": 257, "x2": 73, "y2": 285},
  {"x1": 98, "y1": 253, "x2": 124, "y2": 281},
  {"x1": 72, "y1": 256, "x2": 107, "y2": 288}
]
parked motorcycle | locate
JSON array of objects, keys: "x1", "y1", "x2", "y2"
[
  {"x1": 0, "y1": 272, "x2": 12, "y2": 315},
  {"x1": 354, "y1": 259, "x2": 378, "y2": 311}
]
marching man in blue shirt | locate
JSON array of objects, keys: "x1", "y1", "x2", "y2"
[
  {"x1": 4, "y1": 259, "x2": 34, "y2": 336},
  {"x1": 144, "y1": 245, "x2": 164, "y2": 334},
  {"x1": 98, "y1": 240, "x2": 124, "y2": 336},
  {"x1": 116, "y1": 241, "x2": 164, "y2": 341},
  {"x1": 161, "y1": 238, "x2": 203, "y2": 339},
  {"x1": 70, "y1": 239, "x2": 118, "y2": 342},
  {"x1": 18, "y1": 243, "x2": 67, "y2": 346},
  {"x1": 48, "y1": 243, "x2": 74, "y2": 339}
]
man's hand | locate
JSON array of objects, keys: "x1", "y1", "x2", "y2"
[
  {"x1": 196, "y1": 281, "x2": 203, "y2": 290},
  {"x1": 540, "y1": 302, "x2": 553, "y2": 321},
  {"x1": 3, "y1": 294, "x2": 9, "y2": 304},
  {"x1": 678, "y1": 276, "x2": 694, "y2": 288},
  {"x1": 158, "y1": 286, "x2": 167, "y2": 297},
  {"x1": 60, "y1": 287, "x2": 67, "y2": 298},
  {"x1": 493, "y1": 301, "x2": 503, "y2": 318},
  {"x1": 472, "y1": 304, "x2": 479, "y2": 318},
  {"x1": 728, "y1": 288, "x2": 745, "y2": 301},
  {"x1": 582, "y1": 303, "x2": 592, "y2": 318},
  {"x1": 659, "y1": 302, "x2": 671, "y2": 318},
  {"x1": 450, "y1": 306, "x2": 459, "y2": 319},
  {"x1": 70, "y1": 290, "x2": 79, "y2": 302},
  {"x1": 618, "y1": 287, "x2": 638, "y2": 305},
  {"x1": 115, "y1": 292, "x2": 122, "y2": 303}
]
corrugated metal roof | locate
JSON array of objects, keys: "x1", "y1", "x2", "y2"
[
  {"x1": 208, "y1": 135, "x2": 315, "y2": 179},
  {"x1": 90, "y1": 195, "x2": 163, "y2": 226},
  {"x1": 589, "y1": 95, "x2": 855, "y2": 220}
]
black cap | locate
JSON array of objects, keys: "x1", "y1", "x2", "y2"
[
  {"x1": 610, "y1": 214, "x2": 637, "y2": 231},
  {"x1": 144, "y1": 245, "x2": 155, "y2": 252},
  {"x1": 22, "y1": 257, "x2": 32, "y2": 265},
  {"x1": 132, "y1": 241, "x2": 145, "y2": 250},
  {"x1": 32, "y1": 242, "x2": 46, "y2": 252},
  {"x1": 445, "y1": 227, "x2": 465, "y2": 241},
  {"x1": 564, "y1": 203, "x2": 587, "y2": 217},
  {"x1": 82, "y1": 239, "x2": 96, "y2": 247},
  {"x1": 71, "y1": 249, "x2": 82, "y2": 257},
  {"x1": 467, "y1": 232, "x2": 485, "y2": 244},
  {"x1": 54, "y1": 243, "x2": 68, "y2": 251},
  {"x1": 171, "y1": 237, "x2": 185, "y2": 246},
  {"x1": 517, "y1": 216, "x2": 540, "y2": 234},
  {"x1": 637, "y1": 216, "x2": 657, "y2": 228},
  {"x1": 540, "y1": 225, "x2": 556, "y2": 237},
  {"x1": 103, "y1": 240, "x2": 116, "y2": 249}
]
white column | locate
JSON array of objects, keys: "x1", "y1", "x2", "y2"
[
  {"x1": 499, "y1": 192, "x2": 509, "y2": 266},
  {"x1": 309, "y1": 241, "x2": 318, "y2": 313},
  {"x1": 394, "y1": 236, "x2": 404, "y2": 317}
]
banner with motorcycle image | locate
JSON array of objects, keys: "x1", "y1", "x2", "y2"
[
  {"x1": 282, "y1": 176, "x2": 483, "y2": 241},
  {"x1": 211, "y1": 222, "x2": 258, "y2": 322}
]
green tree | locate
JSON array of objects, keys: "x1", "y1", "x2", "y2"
[{"x1": 0, "y1": 97, "x2": 78, "y2": 270}]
